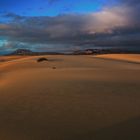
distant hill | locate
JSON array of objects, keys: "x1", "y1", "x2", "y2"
[
  {"x1": 10, "y1": 49, "x2": 34, "y2": 55},
  {"x1": 73, "y1": 49, "x2": 140, "y2": 55},
  {"x1": 7, "y1": 48, "x2": 140, "y2": 56},
  {"x1": 8, "y1": 49, "x2": 63, "y2": 56}
]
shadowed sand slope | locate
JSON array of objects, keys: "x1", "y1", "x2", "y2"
[{"x1": 0, "y1": 55, "x2": 140, "y2": 140}]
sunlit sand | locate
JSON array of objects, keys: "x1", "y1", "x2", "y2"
[
  {"x1": 95, "y1": 54, "x2": 140, "y2": 63},
  {"x1": 0, "y1": 54, "x2": 140, "y2": 140}
]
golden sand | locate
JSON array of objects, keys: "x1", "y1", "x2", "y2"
[
  {"x1": 0, "y1": 54, "x2": 140, "y2": 140},
  {"x1": 95, "y1": 54, "x2": 140, "y2": 63}
]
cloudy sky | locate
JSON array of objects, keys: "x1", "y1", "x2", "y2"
[{"x1": 0, "y1": 0, "x2": 140, "y2": 53}]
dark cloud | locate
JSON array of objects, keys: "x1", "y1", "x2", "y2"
[
  {"x1": 0, "y1": 0, "x2": 140, "y2": 52},
  {"x1": 120, "y1": 0, "x2": 140, "y2": 5}
]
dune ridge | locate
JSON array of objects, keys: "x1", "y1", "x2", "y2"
[{"x1": 94, "y1": 54, "x2": 140, "y2": 63}]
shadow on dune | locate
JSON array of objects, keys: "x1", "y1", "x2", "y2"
[
  {"x1": 50, "y1": 117, "x2": 140, "y2": 140},
  {"x1": 1, "y1": 117, "x2": 140, "y2": 140},
  {"x1": 82, "y1": 117, "x2": 140, "y2": 140}
]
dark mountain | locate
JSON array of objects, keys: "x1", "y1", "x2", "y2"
[
  {"x1": 8, "y1": 49, "x2": 63, "y2": 56},
  {"x1": 10, "y1": 49, "x2": 33, "y2": 55},
  {"x1": 7, "y1": 48, "x2": 140, "y2": 56},
  {"x1": 73, "y1": 48, "x2": 140, "y2": 55}
]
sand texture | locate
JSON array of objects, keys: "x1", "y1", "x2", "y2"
[
  {"x1": 0, "y1": 54, "x2": 140, "y2": 140},
  {"x1": 95, "y1": 54, "x2": 140, "y2": 63}
]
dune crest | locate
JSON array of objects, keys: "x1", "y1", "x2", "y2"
[{"x1": 94, "y1": 54, "x2": 140, "y2": 63}]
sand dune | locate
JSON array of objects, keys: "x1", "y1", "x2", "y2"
[
  {"x1": 0, "y1": 54, "x2": 140, "y2": 140},
  {"x1": 94, "y1": 54, "x2": 140, "y2": 63}
]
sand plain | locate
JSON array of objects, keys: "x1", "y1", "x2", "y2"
[{"x1": 0, "y1": 54, "x2": 140, "y2": 140}]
